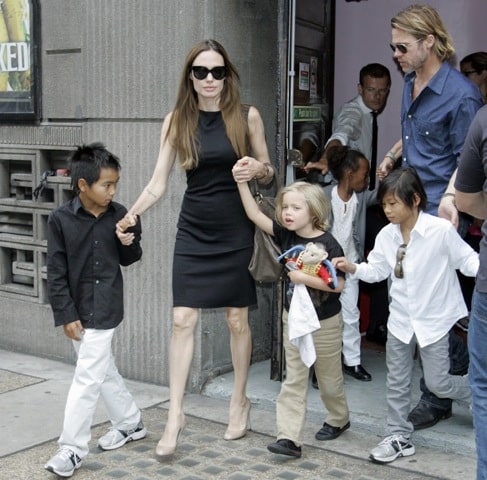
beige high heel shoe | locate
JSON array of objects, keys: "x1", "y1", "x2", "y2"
[
  {"x1": 224, "y1": 398, "x2": 251, "y2": 440},
  {"x1": 156, "y1": 414, "x2": 186, "y2": 457}
]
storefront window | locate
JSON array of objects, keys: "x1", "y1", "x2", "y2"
[{"x1": 0, "y1": 0, "x2": 40, "y2": 122}]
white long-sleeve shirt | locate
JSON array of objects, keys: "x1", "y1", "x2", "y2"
[{"x1": 352, "y1": 211, "x2": 479, "y2": 347}]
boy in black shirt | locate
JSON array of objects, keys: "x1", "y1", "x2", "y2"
[{"x1": 45, "y1": 143, "x2": 145, "y2": 477}]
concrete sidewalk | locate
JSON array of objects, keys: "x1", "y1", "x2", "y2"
[
  {"x1": 0, "y1": 349, "x2": 168, "y2": 458},
  {"x1": 0, "y1": 347, "x2": 477, "y2": 479},
  {"x1": 204, "y1": 345, "x2": 476, "y2": 456}
]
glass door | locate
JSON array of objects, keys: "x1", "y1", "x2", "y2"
[
  {"x1": 284, "y1": 0, "x2": 335, "y2": 186},
  {"x1": 270, "y1": 0, "x2": 335, "y2": 381}
]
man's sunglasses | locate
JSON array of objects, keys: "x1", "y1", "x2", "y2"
[
  {"x1": 389, "y1": 38, "x2": 422, "y2": 54},
  {"x1": 191, "y1": 66, "x2": 226, "y2": 80}
]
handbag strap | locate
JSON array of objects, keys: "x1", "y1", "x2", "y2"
[
  {"x1": 249, "y1": 178, "x2": 264, "y2": 205},
  {"x1": 242, "y1": 104, "x2": 251, "y2": 157},
  {"x1": 243, "y1": 103, "x2": 278, "y2": 200}
]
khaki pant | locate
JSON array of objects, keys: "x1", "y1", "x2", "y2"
[{"x1": 276, "y1": 310, "x2": 349, "y2": 446}]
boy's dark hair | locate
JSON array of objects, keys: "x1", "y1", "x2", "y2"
[
  {"x1": 359, "y1": 63, "x2": 391, "y2": 86},
  {"x1": 327, "y1": 145, "x2": 367, "y2": 181},
  {"x1": 378, "y1": 167, "x2": 427, "y2": 210},
  {"x1": 70, "y1": 142, "x2": 121, "y2": 194}
]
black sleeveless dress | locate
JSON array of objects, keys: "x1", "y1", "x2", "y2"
[{"x1": 172, "y1": 110, "x2": 257, "y2": 308}]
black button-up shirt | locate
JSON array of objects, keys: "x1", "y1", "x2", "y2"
[{"x1": 47, "y1": 196, "x2": 142, "y2": 329}]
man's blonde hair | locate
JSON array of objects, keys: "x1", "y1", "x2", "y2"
[{"x1": 391, "y1": 4, "x2": 454, "y2": 61}]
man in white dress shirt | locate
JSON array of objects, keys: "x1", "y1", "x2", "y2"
[{"x1": 306, "y1": 63, "x2": 392, "y2": 380}]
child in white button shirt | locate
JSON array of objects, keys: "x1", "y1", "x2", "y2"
[{"x1": 334, "y1": 167, "x2": 478, "y2": 465}]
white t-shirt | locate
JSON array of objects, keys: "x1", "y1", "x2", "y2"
[{"x1": 330, "y1": 186, "x2": 359, "y2": 262}]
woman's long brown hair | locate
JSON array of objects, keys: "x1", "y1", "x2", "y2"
[{"x1": 166, "y1": 39, "x2": 249, "y2": 169}]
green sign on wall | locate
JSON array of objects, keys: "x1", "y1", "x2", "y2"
[{"x1": 293, "y1": 106, "x2": 322, "y2": 122}]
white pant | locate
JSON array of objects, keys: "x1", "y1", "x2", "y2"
[
  {"x1": 340, "y1": 274, "x2": 361, "y2": 366},
  {"x1": 58, "y1": 328, "x2": 141, "y2": 458}
]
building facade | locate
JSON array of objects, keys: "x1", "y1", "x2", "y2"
[{"x1": 0, "y1": 0, "x2": 286, "y2": 390}]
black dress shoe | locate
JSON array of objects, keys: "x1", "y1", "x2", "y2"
[
  {"x1": 408, "y1": 402, "x2": 452, "y2": 430},
  {"x1": 315, "y1": 421, "x2": 350, "y2": 440},
  {"x1": 343, "y1": 364, "x2": 372, "y2": 381},
  {"x1": 366, "y1": 325, "x2": 387, "y2": 345},
  {"x1": 267, "y1": 439, "x2": 302, "y2": 458}
]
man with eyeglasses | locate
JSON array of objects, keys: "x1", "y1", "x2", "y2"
[
  {"x1": 305, "y1": 63, "x2": 392, "y2": 382},
  {"x1": 377, "y1": 4, "x2": 483, "y2": 436}
]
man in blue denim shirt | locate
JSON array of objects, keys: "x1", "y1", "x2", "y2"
[
  {"x1": 378, "y1": 4, "x2": 483, "y2": 432},
  {"x1": 401, "y1": 60, "x2": 482, "y2": 214}
]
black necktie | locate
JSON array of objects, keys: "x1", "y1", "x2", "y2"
[{"x1": 370, "y1": 111, "x2": 378, "y2": 189}]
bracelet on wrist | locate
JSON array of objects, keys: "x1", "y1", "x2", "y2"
[
  {"x1": 441, "y1": 192, "x2": 455, "y2": 199},
  {"x1": 441, "y1": 192, "x2": 456, "y2": 207},
  {"x1": 385, "y1": 151, "x2": 397, "y2": 161},
  {"x1": 256, "y1": 163, "x2": 271, "y2": 180}
]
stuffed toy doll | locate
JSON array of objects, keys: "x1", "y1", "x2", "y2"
[{"x1": 278, "y1": 242, "x2": 338, "y2": 289}]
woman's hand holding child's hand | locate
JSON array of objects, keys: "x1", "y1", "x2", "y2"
[
  {"x1": 232, "y1": 156, "x2": 264, "y2": 183},
  {"x1": 117, "y1": 214, "x2": 137, "y2": 232},
  {"x1": 116, "y1": 213, "x2": 138, "y2": 245}
]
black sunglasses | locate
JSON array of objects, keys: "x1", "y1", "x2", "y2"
[
  {"x1": 389, "y1": 38, "x2": 422, "y2": 54},
  {"x1": 462, "y1": 70, "x2": 478, "y2": 77},
  {"x1": 191, "y1": 66, "x2": 226, "y2": 81},
  {"x1": 394, "y1": 244, "x2": 407, "y2": 279}
]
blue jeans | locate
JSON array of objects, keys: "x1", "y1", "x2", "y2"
[{"x1": 469, "y1": 289, "x2": 487, "y2": 480}]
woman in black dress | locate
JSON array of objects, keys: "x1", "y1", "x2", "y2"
[{"x1": 117, "y1": 39, "x2": 274, "y2": 457}]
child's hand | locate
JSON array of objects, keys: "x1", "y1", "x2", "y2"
[
  {"x1": 287, "y1": 269, "x2": 310, "y2": 284},
  {"x1": 332, "y1": 256, "x2": 356, "y2": 274},
  {"x1": 116, "y1": 229, "x2": 135, "y2": 246},
  {"x1": 63, "y1": 320, "x2": 85, "y2": 341}
]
